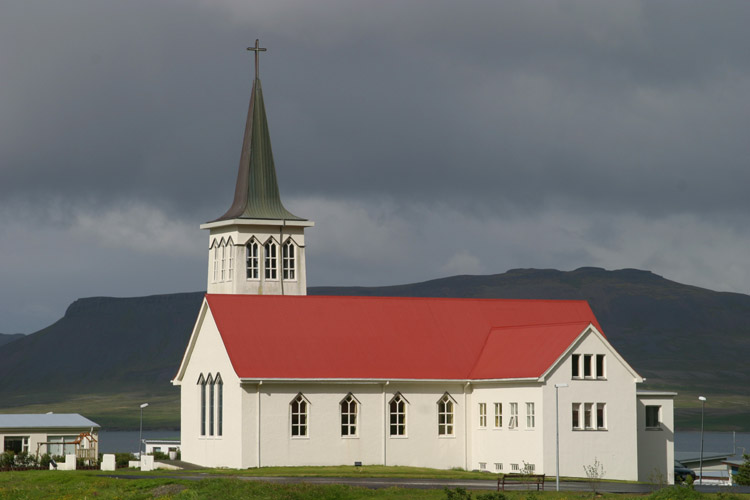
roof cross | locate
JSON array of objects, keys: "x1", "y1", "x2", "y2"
[{"x1": 246, "y1": 39, "x2": 267, "y2": 79}]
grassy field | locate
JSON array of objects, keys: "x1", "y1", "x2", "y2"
[{"x1": 1, "y1": 471, "x2": 750, "y2": 500}]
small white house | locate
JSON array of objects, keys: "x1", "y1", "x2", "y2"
[
  {"x1": 173, "y1": 42, "x2": 676, "y2": 482},
  {"x1": 144, "y1": 439, "x2": 180, "y2": 457},
  {"x1": 0, "y1": 413, "x2": 100, "y2": 460}
]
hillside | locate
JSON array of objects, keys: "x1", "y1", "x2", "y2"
[
  {"x1": 0, "y1": 333, "x2": 24, "y2": 348},
  {"x1": 0, "y1": 267, "x2": 747, "y2": 430}
]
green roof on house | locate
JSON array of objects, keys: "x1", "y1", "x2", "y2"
[{"x1": 213, "y1": 76, "x2": 305, "y2": 222}]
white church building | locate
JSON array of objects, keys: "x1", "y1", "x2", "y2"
[{"x1": 174, "y1": 42, "x2": 675, "y2": 482}]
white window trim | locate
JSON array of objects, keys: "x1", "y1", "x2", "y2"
[
  {"x1": 494, "y1": 402, "x2": 502, "y2": 429},
  {"x1": 264, "y1": 239, "x2": 279, "y2": 281},
  {"x1": 246, "y1": 239, "x2": 260, "y2": 281},
  {"x1": 526, "y1": 402, "x2": 535, "y2": 429},
  {"x1": 438, "y1": 393, "x2": 456, "y2": 438},
  {"x1": 340, "y1": 393, "x2": 359, "y2": 439},
  {"x1": 389, "y1": 393, "x2": 408, "y2": 438},
  {"x1": 282, "y1": 239, "x2": 297, "y2": 282},
  {"x1": 478, "y1": 402, "x2": 487, "y2": 429}
]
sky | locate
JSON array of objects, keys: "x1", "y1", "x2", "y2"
[{"x1": 2, "y1": 0, "x2": 750, "y2": 334}]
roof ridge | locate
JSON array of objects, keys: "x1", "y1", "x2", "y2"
[
  {"x1": 206, "y1": 293, "x2": 591, "y2": 305},
  {"x1": 488, "y1": 320, "x2": 592, "y2": 331}
]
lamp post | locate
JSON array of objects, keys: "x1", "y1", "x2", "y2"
[
  {"x1": 698, "y1": 396, "x2": 706, "y2": 485},
  {"x1": 555, "y1": 383, "x2": 568, "y2": 491},
  {"x1": 139, "y1": 403, "x2": 149, "y2": 456}
]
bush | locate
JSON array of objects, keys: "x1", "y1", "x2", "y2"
[
  {"x1": 39, "y1": 453, "x2": 53, "y2": 468},
  {"x1": 444, "y1": 489, "x2": 506, "y2": 500},
  {"x1": 152, "y1": 451, "x2": 169, "y2": 460},
  {"x1": 735, "y1": 453, "x2": 750, "y2": 486},
  {"x1": 0, "y1": 451, "x2": 15, "y2": 468},
  {"x1": 115, "y1": 452, "x2": 137, "y2": 468},
  {"x1": 648, "y1": 486, "x2": 704, "y2": 500}
]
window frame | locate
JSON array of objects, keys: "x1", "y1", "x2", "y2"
[
  {"x1": 596, "y1": 402, "x2": 606, "y2": 429},
  {"x1": 583, "y1": 354, "x2": 593, "y2": 378},
  {"x1": 198, "y1": 374, "x2": 207, "y2": 436},
  {"x1": 227, "y1": 240, "x2": 234, "y2": 280},
  {"x1": 645, "y1": 405, "x2": 661, "y2": 430},
  {"x1": 509, "y1": 402, "x2": 519, "y2": 429},
  {"x1": 207, "y1": 374, "x2": 215, "y2": 436},
  {"x1": 572, "y1": 353, "x2": 580, "y2": 378},
  {"x1": 389, "y1": 393, "x2": 407, "y2": 437},
  {"x1": 478, "y1": 402, "x2": 487, "y2": 428},
  {"x1": 282, "y1": 239, "x2": 296, "y2": 281},
  {"x1": 438, "y1": 393, "x2": 455, "y2": 437},
  {"x1": 526, "y1": 402, "x2": 535, "y2": 429},
  {"x1": 596, "y1": 354, "x2": 606, "y2": 378},
  {"x1": 290, "y1": 393, "x2": 309, "y2": 438},
  {"x1": 216, "y1": 373, "x2": 223, "y2": 437},
  {"x1": 246, "y1": 239, "x2": 260, "y2": 280},
  {"x1": 494, "y1": 403, "x2": 502, "y2": 428},
  {"x1": 264, "y1": 240, "x2": 278, "y2": 280},
  {"x1": 340, "y1": 393, "x2": 359, "y2": 438},
  {"x1": 572, "y1": 402, "x2": 581, "y2": 430}
]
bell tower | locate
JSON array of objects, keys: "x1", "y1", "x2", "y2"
[{"x1": 200, "y1": 40, "x2": 314, "y2": 295}]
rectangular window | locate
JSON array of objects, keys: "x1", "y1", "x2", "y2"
[
  {"x1": 572, "y1": 403, "x2": 580, "y2": 429},
  {"x1": 495, "y1": 463, "x2": 503, "y2": 471},
  {"x1": 646, "y1": 405, "x2": 661, "y2": 429},
  {"x1": 597, "y1": 403, "x2": 606, "y2": 429},
  {"x1": 509, "y1": 402, "x2": 519, "y2": 428},
  {"x1": 596, "y1": 354, "x2": 605, "y2": 378},
  {"x1": 4, "y1": 436, "x2": 29, "y2": 454},
  {"x1": 479, "y1": 462, "x2": 487, "y2": 470},
  {"x1": 390, "y1": 395, "x2": 406, "y2": 436},
  {"x1": 511, "y1": 463, "x2": 520, "y2": 472},
  {"x1": 572, "y1": 353, "x2": 580, "y2": 378},
  {"x1": 46, "y1": 436, "x2": 74, "y2": 456},
  {"x1": 584, "y1": 402, "x2": 593, "y2": 429},
  {"x1": 212, "y1": 246, "x2": 218, "y2": 282},
  {"x1": 584, "y1": 354, "x2": 592, "y2": 377},
  {"x1": 494, "y1": 403, "x2": 502, "y2": 428},
  {"x1": 526, "y1": 402, "x2": 535, "y2": 428},
  {"x1": 479, "y1": 403, "x2": 487, "y2": 428}
]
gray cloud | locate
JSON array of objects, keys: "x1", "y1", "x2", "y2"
[{"x1": 2, "y1": 0, "x2": 750, "y2": 332}]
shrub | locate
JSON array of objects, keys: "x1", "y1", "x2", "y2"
[
  {"x1": 39, "y1": 453, "x2": 53, "y2": 468},
  {"x1": 115, "y1": 452, "x2": 137, "y2": 468},
  {"x1": 152, "y1": 451, "x2": 169, "y2": 460},
  {"x1": 735, "y1": 453, "x2": 750, "y2": 486},
  {"x1": 648, "y1": 486, "x2": 704, "y2": 500},
  {"x1": 0, "y1": 451, "x2": 15, "y2": 468}
]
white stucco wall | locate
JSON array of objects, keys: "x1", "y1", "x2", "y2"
[
  {"x1": 541, "y1": 328, "x2": 640, "y2": 481},
  {"x1": 206, "y1": 223, "x2": 310, "y2": 296},
  {"x1": 178, "y1": 304, "x2": 244, "y2": 468},
  {"x1": 242, "y1": 381, "x2": 467, "y2": 470},
  {"x1": 470, "y1": 384, "x2": 544, "y2": 474},
  {"x1": 637, "y1": 392, "x2": 675, "y2": 484}
]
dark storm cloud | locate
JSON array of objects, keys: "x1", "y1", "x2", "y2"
[{"x1": 2, "y1": 0, "x2": 750, "y2": 333}]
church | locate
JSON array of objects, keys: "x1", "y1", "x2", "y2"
[{"x1": 173, "y1": 42, "x2": 675, "y2": 482}]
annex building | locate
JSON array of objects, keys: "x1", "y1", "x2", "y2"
[{"x1": 174, "y1": 41, "x2": 675, "y2": 482}]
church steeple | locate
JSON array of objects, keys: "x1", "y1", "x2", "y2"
[
  {"x1": 214, "y1": 40, "x2": 305, "y2": 222},
  {"x1": 201, "y1": 40, "x2": 314, "y2": 296}
]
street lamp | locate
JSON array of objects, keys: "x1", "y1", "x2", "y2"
[
  {"x1": 139, "y1": 403, "x2": 149, "y2": 456},
  {"x1": 555, "y1": 383, "x2": 568, "y2": 491},
  {"x1": 698, "y1": 396, "x2": 706, "y2": 486}
]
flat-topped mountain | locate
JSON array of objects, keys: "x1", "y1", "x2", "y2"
[{"x1": 0, "y1": 267, "x2": 747, "y2": 429}]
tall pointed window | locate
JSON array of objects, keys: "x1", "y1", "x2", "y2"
[
  {"x1": 220, "y1": 244, "x2": 226, "y2": 281},
  {"x1": 340, "y1": 394, "x2": 358, "y2": 437},
  {"x1": 212, "y1": 245, "x2": 219, "y2": 283},
  {"x1": 207, "y1": 374, "x2": 215, "y2": 436},
  {"x1": 282, "y1": 240, "x2": 296, "y2": 280},
  {"x1": 389, "y1": 393, "x2": 406, "y2": 436},
  {"x1": 291, "y1": 394, "x2": 308, "y2": 437},
  {"x1": 198, "y1": 374, "x2": 206, "y2": 436},
  {"x1": 264, "y1": 241, "x2": 278, "y2": 280},
  {"x1": 216, "y1": 374, "x2": 223, "y2": 437},
  {"x1": 438, "y1": 394, "x2": 455, "y2": 436},
  {"x1": 227, "y1": 241, "x2": 234, "y2": 280},
  {"x1": 246, "y1": 240, "x2": 259, "y2": 279}
]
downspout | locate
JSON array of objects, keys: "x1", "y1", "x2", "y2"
[
  {"x1": 383, "y1": 381, "x2": 389, "y2": 466},
  {"x1": 464, "y1": 381, "x2": 471, "y2": 471},
  {"x1": 257, "y1": 381, "x2": 262, "y2": 467}
]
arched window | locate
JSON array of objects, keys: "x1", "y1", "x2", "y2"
[
  {"x1": 340, "y1": 394, "x2": 358, "y2": 437},
  {"x1": 207, "y1": 374, "x2": 215, "y2": 436},
  {"x1": 227, "y1": 240, "x2": 234, "y2": 280},
  {"x1": 282, "y1": 240, "x2": 296, "y2": 280},
  {"x1": 246, "y1": 240, "x2": 259, "y2": 279},
  {"x1": 220, "y1": 243, "x2": 226, "y2": 282},
  {"x1": 212, "y1": 245, "x2": 219, "y2": 283},
  {"x1": 264, "y1": 241, "x2": 278, "y2": 280},
  {"x1": 290, "y1": 393, "x2": 308, "y2": 437},
  {"x1": 216, "y1": 374, "x2": 223, "y2": 436},
  {"x1": 438, "y1": 393, "x2": 455, "y2": 436},
  {"x1": 198, "y1": 374, "x2": 206, "y2": 436},
  {"x1": 389, "y1": 393, "x2": 406, "y2": 436}
]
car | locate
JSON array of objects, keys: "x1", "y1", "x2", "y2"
[{"x1": 675, "y1": 460, "x2": 697, "y2": 483}]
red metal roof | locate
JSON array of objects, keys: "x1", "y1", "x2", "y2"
[{"x1": 205, "y1": 294, "x2": 603, "y2": 380}]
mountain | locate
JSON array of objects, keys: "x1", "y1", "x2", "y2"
[
  {"x1": 0, "y1": 333, "x2": 24, "y2": 348},
  {"x1": 0, "y1": 267, "x2": 747, "y2": 430}
]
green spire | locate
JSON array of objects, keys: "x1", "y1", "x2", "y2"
[{"x1": 215, "y1": 75, "x2": 305, "y2": 222}]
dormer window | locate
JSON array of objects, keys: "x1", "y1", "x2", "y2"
[
  {"x1": 264, "y1": 241, "x2": 278, "y2": 280},
  {"x1": 283, "y1": 240, "x2": 296, "y2": 280},
  {"x1": 246, "y1": 240, "x2": 259, "y2": 280}
]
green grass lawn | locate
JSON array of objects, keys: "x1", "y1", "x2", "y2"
[{"x1": 1, "y1": 471, "x2": 750, "y2": 500}]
